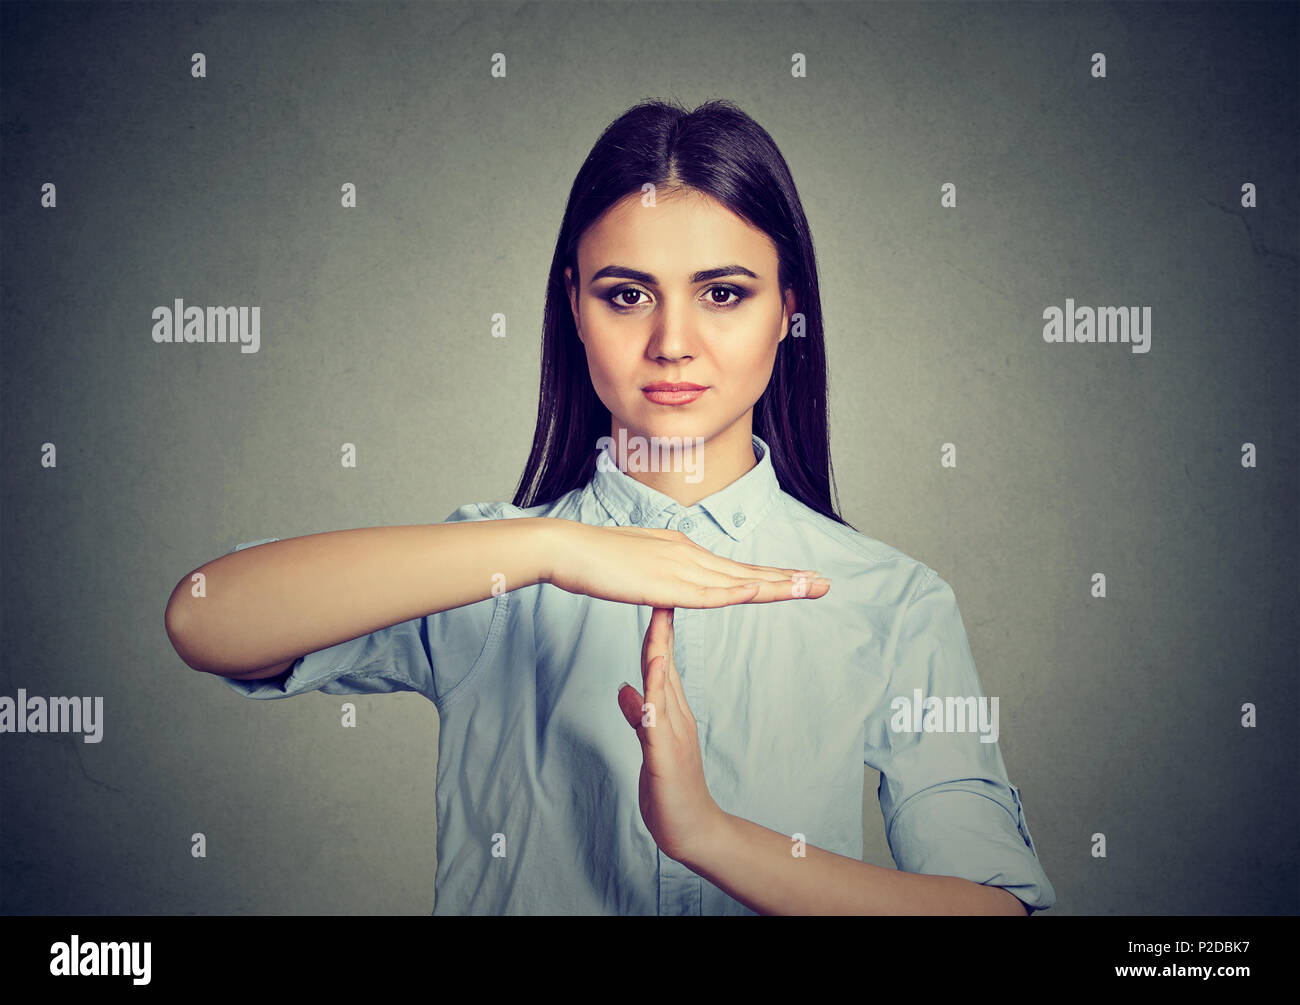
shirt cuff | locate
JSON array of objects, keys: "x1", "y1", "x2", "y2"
[{"x1": 886, "y1": 782, "x2": 1057, "y2": 913}]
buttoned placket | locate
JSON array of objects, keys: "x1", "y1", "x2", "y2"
[{"x1": 593, "y1": 442, "x2": 769, "y2": 914}]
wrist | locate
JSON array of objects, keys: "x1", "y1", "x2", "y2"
[
  {"x1": 678, "y1": 806, "x2": 733, "y2": 872},
  {"x1": 529, "y1": 516, "x2": 579, "y2": 587}
]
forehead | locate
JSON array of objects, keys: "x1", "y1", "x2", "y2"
[{"x1": 576, "y1": 189, "x2": 777, "y2": 276}]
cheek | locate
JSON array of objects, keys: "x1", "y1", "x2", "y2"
[
  {"x1": 582, "y1": 335, "x2": 633, "y2": 396},
  {"x1": 727, "y1": 341, "x2": 780, "y2": 396}
]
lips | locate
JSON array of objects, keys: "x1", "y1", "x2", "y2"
[{"x1": 642, "y1": 384, "x2": 707, "y2": 405}]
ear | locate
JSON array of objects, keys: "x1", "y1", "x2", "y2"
[
  {"x1": 564, "y1": 266, "x2": 583, "y2": 343},
  {"x1": 778, "y1": 288, "x2": 797, "y2": 343}
]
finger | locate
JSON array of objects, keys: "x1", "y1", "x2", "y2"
[
  {"x1": 736, "y1": 574, "x2": 831, "y2": 604},
  {"x1": 660, "y1": 608, "x2": 689, "y2": 720},
  {"x1": 662, "y1": 645, "x2": 690, "y2": 727},
  {"x1": 648, "y1": 608, "x2": 683, "y2": 735},
  {"x1": 641, "y1": 654, "x2": 671, "y2": 742},
  {"x1": 640, "y1": 609, "x2": 673, "y2": 741},
  {"x1": 647, "y1": 608, "x2": 691, "y2": 733},
  {"x1": 640, "y1": 603, "x2": 669, "y2": 670},
  {"x1": 662, "y1": 555, "x2": 831, "y2": 597},
  {"x1": 672, "y1": 576, "x2": 830, "y2": 607},
  {"x1": 620, "y1": 678, "x2": 660, "y2": 740},
  {"x1": 616, "y1": 681, "x2": 642, "y2": 729},
  {"x1": 684, "y1": 546, "x2": 822, "y2": 582}
]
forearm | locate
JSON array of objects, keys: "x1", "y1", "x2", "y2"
[
  {"x1": 682, "y1": 811, "x2": 1028, "y2": 916},
  {"x1": 166, "y1": 516, "x2": 561, "y2": 675}
]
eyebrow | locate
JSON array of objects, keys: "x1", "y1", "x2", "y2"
[{"x1": 587, "y1": 264, "x2": 760, "y2": 285}]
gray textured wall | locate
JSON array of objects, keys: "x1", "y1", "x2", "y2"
[{"x1": 2, "y1": 0, "x2": 1295, "y2": 915}]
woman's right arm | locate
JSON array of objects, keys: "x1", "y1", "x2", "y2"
[
  {"x1": 165, "y1": 518, "x2": 558, "y2": 678},
  {"x1": 165, "y1": 517, "x2": 829, "y2": 679}
]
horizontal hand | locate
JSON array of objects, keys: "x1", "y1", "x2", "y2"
[{"x1": 549, "y1": 520, "x2": 831, "y2": 609}]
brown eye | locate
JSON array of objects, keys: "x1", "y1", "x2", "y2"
[
  {"x1": 607, "y1": 287, "x2": 648, "y2": 309},
  {"x1": 706, "y1": 285, "x2": 748, "y2": 307}
]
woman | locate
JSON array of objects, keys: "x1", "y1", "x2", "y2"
[{"x1": 165, "y1": 98, "x2": 1055, "y2": 916}]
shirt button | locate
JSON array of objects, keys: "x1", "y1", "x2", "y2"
[
  {"x1": 732, "y1": 511, "x2": 746, "y2": 527},
  {"x1": 679, "y1": 517, "x2": 695, "y2": 532}
]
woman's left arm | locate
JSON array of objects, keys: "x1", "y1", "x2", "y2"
[
  {"x1": 617, "y1": 607, "x2": 1028, "y2": 916},
  {"x1": 680, "y1": 811, "x2": 1027, "y2": 915}
]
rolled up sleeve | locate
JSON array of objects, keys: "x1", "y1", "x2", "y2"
[
  {"x1": 218, "y1": 503, "x2": 505, "y2": 706},
  {"x1": 866, "y1": 567, "x2": 1057, "y2": 913}
]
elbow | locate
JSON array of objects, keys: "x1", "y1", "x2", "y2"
[
  {"x1": 164, "y1": 575, "x2": 209, "y2": 673},
  {"x1": 999, "y1": 889, "x2": 1030, "y2": 916}
]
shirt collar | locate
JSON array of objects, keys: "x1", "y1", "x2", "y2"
[{"x1": 590, "y1": 433, "x2": 780, "y2": 542}]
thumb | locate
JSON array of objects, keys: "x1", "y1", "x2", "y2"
[{"x1": 616, "y1": 681, "x2": 642, "y2": 728}]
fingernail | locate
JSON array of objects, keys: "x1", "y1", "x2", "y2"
[{"x1": 617, "y1": 681, "x2": 633, "y2": 697}]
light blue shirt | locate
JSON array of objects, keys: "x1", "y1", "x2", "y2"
[{"x1": 222, "y1": 434, "x2": 1056, "y2": 915}]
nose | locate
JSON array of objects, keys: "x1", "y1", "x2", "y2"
[{"x1": 646, "y1": 298, "x2": 699, "y2": 363}]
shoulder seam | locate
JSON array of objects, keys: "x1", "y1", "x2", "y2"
[{"x1": 778, "y1": 498, "x2": 904, "y2": 568}]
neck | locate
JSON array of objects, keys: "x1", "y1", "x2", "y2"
[{"x1": 606, "y1": 415, "x2": 757, "y2": 507}]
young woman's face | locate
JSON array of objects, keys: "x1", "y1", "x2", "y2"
[{"x1": 565, "y1": 188, "x2": 795, "y2": 450}]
